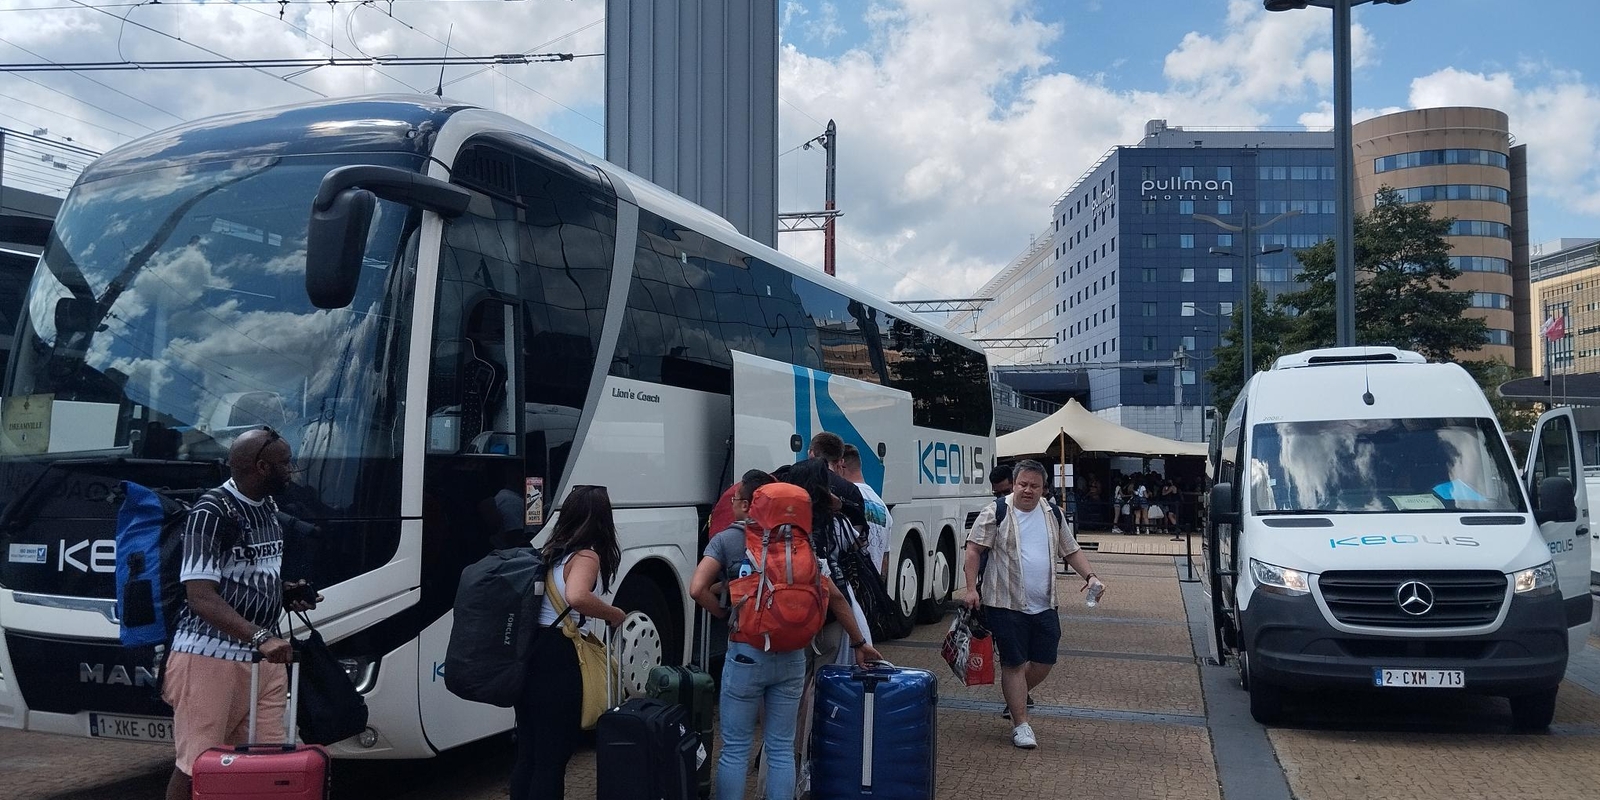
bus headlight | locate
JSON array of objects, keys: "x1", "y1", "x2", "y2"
[
  {"x1": 1512, "y1": 562, "x2": 1558, "y2": 596},
  {"x1": 1250, "y1": 559, "x2": 1311, "y2": 596}
]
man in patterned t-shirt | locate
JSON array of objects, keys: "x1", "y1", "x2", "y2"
[{"x1": 163, "y1": 427, "x2": 319, "y2": 800}]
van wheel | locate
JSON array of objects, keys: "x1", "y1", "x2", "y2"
[
  {"x1": 891, "y1": 537, "x2": 922, "y2": 632},
  {"x1": 1236, "y1": 650, "x2": 1249, "y2": 691},
  {"x1": 915, "y1": 532, "x2": 956, "y2": 624},
  {"x1": 1509, "y1": 687, "x2": 1558, "y2": 732},
  {"x1": 1243, "y1": 652, "x2": 1283, "y2": 725}
]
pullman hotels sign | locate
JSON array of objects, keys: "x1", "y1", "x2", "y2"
[{"x1": 1141, "y1": 177, "x2": 1235, "y2": 200}]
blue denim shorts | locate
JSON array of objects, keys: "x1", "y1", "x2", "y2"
[{"x1": 983, "y1": 606, "x2": 1061, "y2": 667}]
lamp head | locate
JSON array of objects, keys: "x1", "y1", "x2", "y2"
[{"x1": 1263, "y1": 0, "x2": 1308, "y2": 10}]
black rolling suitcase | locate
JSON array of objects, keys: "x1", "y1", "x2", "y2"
[
  {"x1": 645, "y1": 608, "x2": 715, "y2": 798},
  {"x1": 597, "y1": 625, "x2": 699, "y2": 800}
]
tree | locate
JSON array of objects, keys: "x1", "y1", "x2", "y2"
[
  {"x1": 1205, "y1": 187, "x2": 1523, "y2": 428},
  {"x1": 1277, "y1": 187, "x2": 1486, "y2": 361},
  {"x1": 1204, "y1": 285, "x2": 1291, "y2": 423}
]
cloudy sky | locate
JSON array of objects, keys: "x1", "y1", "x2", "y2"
[{"x1": 3, "y1": 0, "x2": 1597, "y2": 302}]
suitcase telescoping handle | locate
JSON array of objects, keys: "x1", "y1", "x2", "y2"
[
  {"x1": 695, "y1": 605, "x2": 712, "y2": 670},
  {"x1": 244, "y1": 657, "x2": 300, "y2": 752}
]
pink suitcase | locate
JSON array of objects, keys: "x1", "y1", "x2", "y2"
[{"x1": 191, "y1": 660, "x2": 331, "y2": 799}]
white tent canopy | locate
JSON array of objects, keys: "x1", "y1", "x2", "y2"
[{"x1": 997, "y1": 399, "x2": 1210, "y2": 459}]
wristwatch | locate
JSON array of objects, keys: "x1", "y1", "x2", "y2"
[{"x1": 249, "y1": 628, "x2": 272, "y2": 649}]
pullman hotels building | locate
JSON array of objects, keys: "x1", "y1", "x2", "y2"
[{"x1": 959, "y1": 111, "x2": 1528, "y2": 440}]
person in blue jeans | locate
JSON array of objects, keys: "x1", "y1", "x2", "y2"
[{"x1": 690, "y1": 469, "x2": 883, "y2": 800}]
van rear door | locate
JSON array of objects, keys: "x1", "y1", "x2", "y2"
[
  {"x1": 731, "y1": 350, "x2": 912, "y2": 503},
  {"x1": 1524, "y1": 407, "x2": 1594, "y2": 647}
]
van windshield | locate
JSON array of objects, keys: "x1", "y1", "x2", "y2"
[{"x1": 1249, "y1": 417, "x2": 1526, "y2": 514}]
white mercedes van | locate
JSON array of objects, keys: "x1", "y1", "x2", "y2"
[{"x1": 1205, "y1": 347, "x2": 1593, "y2": 730}]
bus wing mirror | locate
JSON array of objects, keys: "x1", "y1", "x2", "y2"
[
  {"x1": 305, "y1": 166, "x2": 472, "y2": 309},
  {"x1": 1533, "y1": 477, "x2": 1576, "y2": 525},
  {"x1": 1209, "y1": 482, "x2": 1238, "y2": 526}
]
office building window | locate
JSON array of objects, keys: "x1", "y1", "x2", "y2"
[
  {"x1": 1143, "y1": 267, "x2": 1158, "y2": 282},
  {"x1": 1181, "y1": 302, "x2": 1196, "y2": 317},
  {"x1": 1321, "y1": 166, "x2": 1335, "y2": 180},
  {"x1": 1218, "y1": 268, "x2": 1233, "y2": 283},
  {"x1": 1143, "y1": 371, "x2": 1158, "y2": 385},
  {"x1": 1143, "y1": 336, "x2": 1158, "y2": 351},
  {"x1": 1110, "y1": 237, "x2": 1116, "y2": 252},
  {"x1": 1181, "y1": 166, "x2": 1195, "y2": 180},
  {"x1": 1179, "y1": 200, "x2": 1195, "y2": 215},
  {"x1": 1220, "y1": 302, "x2": 1235, "y2": 315},
  {"x1": 1217, "y1": 166, "x2": 1231, "y2": 181},
  {"x1": 1142, "y1": 234, "x2": 1158, "y2": 248},
  {"x1": 1181, "y1": 336, "x2": 1196, "y2": 351},
  {"x1": 1218, "y1": 233, "x2": 1233, "y2": 247},
  {"x1": 1181, "y1": 268, "x2": 1195, "y2": 283},
  {"x1": 1141, "y1": 166, "x2": 1156, "y2": 181},
  {"x1": 1143, "y1": 302, "x2": 1158, "y2": 317},
  {"x1": 1180, "y1": 234, "x2": 1195, "y2": 249},
  {"x1": 1181, "y1": 370, "x2": 1197, "y2": 386},
  {"x1": 1144, "y1": 200, "x2": 1158, "y2": 215}
]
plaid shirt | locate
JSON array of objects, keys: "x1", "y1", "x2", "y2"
[{"x1": 966, "y1": 496, "x2": 1080, "y2": 613}]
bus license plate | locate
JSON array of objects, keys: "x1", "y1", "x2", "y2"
[
  {"x1": 89, "y1": 713, "x2": 176, "y2": 743},
  {"x1": 1373, "y1": 669, "x2": 1464, "y2": 688}
]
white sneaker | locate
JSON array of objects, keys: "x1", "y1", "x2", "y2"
[
  {"x1": 1111, "y1": 526, "x2": 1123, "y2": 534},
  {"x1": 1012, "y1": 723, "x2": 1037, "y2": 749}
]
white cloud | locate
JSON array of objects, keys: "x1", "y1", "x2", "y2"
[
  {"x1": 1295, "y1": 101, "x2": 1405, "y2": 129},
  {"x1": 775, "y1": 0, "x2": 1373, "y2": 299},
  {"x1": 0, "y1": 0, "x2": 607, "y2": 149},
  {"x1": 1409, "y1": 66, "x2": 1600, "y2": 217}
]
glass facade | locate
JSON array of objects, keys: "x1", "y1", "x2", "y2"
[
  {"x1": 1039, "y1": 143, "x2": 1339, "y2": 412},
  {"x1": 1374, "y1": 149, "x2": 1509, "y2": 173}
]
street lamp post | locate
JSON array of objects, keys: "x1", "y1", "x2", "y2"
[
  {"x1": 1265, "y1": 0, "x2": 1414, "y2": 346},
  {"x1": 1193, "y1": 209, "x2": 1300, "y2": 384}
]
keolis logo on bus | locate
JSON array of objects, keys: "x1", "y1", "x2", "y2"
[{"x1": 919, "y1": 440, "x2": 982, "y2": 485}]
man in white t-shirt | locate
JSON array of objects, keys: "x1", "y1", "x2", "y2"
[
  {"x1": 963, "y1": 460, "x2": 1106, "y2": 750},
  {"x1": 839, "y1": 444, "x2": 891, "y2": 580}
]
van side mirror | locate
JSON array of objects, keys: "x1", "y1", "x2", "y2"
[
  {"x1": 1209, "y1": 482, "x2": 1238, "y2": 526},
  {"x1": 1534, "y1": 477, "x2": 1577, "y2": 524},
  {"x1": 305, "y1": 165, "x2": 473, "y2": 309}
]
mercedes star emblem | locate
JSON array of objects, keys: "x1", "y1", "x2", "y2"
[{"x1": 1396, "y1": 580, "x2": 1435, "y2": 616}]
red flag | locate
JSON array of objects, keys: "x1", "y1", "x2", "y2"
[{"x1": 1542, "y1": 316, "x2": 1566, "y2": 342}]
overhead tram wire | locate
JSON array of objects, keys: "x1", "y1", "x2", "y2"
[
  {"x1": 0, "y1": 54, "x2": 591, "y2": 72},
  {"x1": 0, "y1": 34, "x2": 183, "y2": 122},
  {"x1": 442, "y1": 17, "x2": 602, "y2": 88},
  {"x1": 0, "y1": 90, "x2": 140, "y2": 140},
  {"x1": 66, "y1": 0, "x2": 328, "y2": 97}
]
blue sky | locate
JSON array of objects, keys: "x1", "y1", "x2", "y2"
[{"x1": 4, "y1": 0, "x2": 1598, "y2": 301}]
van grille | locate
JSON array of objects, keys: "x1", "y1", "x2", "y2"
[{"x1": 1317, "y1": 570, "x2": 1507, "y2": 629}]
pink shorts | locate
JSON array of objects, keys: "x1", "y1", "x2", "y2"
[{"x1": 162, "y1": 651, "x2": 288, "y2": 775}]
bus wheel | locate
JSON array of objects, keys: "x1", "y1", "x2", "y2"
[
  {"x1": 916, "y1": 531, "x2": 955, "y2": 624},
  {"x1": 891, "y1": 537, "x2": 922, "y2": 632},
  {"x1": 614, "y1": 577, "x2": 672, "y2": 698}
]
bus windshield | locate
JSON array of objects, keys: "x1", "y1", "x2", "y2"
[
  {"x1": 1249, "y1": 417, "x2": 1526, "y2": 515},
  {"x1": 2, "y1": 153, "x2": 420, "y2": 518}
]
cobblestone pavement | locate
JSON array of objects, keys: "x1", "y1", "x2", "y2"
[{"x1": 6, "y1": 548, "x2": 1598, "y2": 800}]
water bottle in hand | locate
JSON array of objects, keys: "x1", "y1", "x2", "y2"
[{"x1": 1085, "y1": 580, "x2": 1105, "y2": 608}]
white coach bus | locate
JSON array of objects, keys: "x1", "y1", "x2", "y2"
[{"x1": 0, "y1": 96, "x2": 994, "y2": 758}]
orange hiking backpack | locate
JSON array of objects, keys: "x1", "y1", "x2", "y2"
[{"x1": 728, "y1": 483, "x2": 829, "y2": 652}]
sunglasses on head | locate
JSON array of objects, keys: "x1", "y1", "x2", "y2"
[{"x1": 250, "y1": 426, "x2": 281, "y2": 466}]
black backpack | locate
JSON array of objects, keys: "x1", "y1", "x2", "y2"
[
  {"x1": 290, "y1": 613, "x2": 370, "y2": 744},
  {"x1": 443, "y1": 547, "x2": 556, "y2": 707}
]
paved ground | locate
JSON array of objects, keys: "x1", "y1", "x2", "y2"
[{"x1": 5, "y1": 534, "x2": 1599, "y2": 799}]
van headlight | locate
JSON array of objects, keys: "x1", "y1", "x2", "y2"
[
  {"x1": 1250, "y1": 559, "x2": 1311, "y2": 596},
  {"x1": 1512, "y1": 562, "x2": 1558, "y2": 596}
]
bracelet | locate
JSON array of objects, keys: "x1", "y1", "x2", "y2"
[
  {"x1": 850, "y1": 639, "x2": 867, "y2": 649},
  {"x1": 249, "y1": 628, "x2": 271, "y2": 649},
  {"x1": 1084, "y1": 573, "x2": 1098, "y2": 583}
]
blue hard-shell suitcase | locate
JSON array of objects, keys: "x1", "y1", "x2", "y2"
[{"x1": 810, "y1": 663, "x2": 937, "y2": 800}]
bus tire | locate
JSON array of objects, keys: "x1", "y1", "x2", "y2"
[
  {"x1": 915, "y1": 530, "x2": 956, "y2": 624},
  {"x1": 891, "y1": 535, "x2": 923, "y2": 633},
  {"x1": 614, "y1": 575, "x2": 676, "y2": 696}
]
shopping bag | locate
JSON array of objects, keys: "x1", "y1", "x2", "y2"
[{"x1": 940, "y1": 608, "x2": 995, "y2": 686}]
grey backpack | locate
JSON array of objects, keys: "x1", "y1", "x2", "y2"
[{"x1": 444, "y1": 547, "x2": 560, "y2": 707}]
